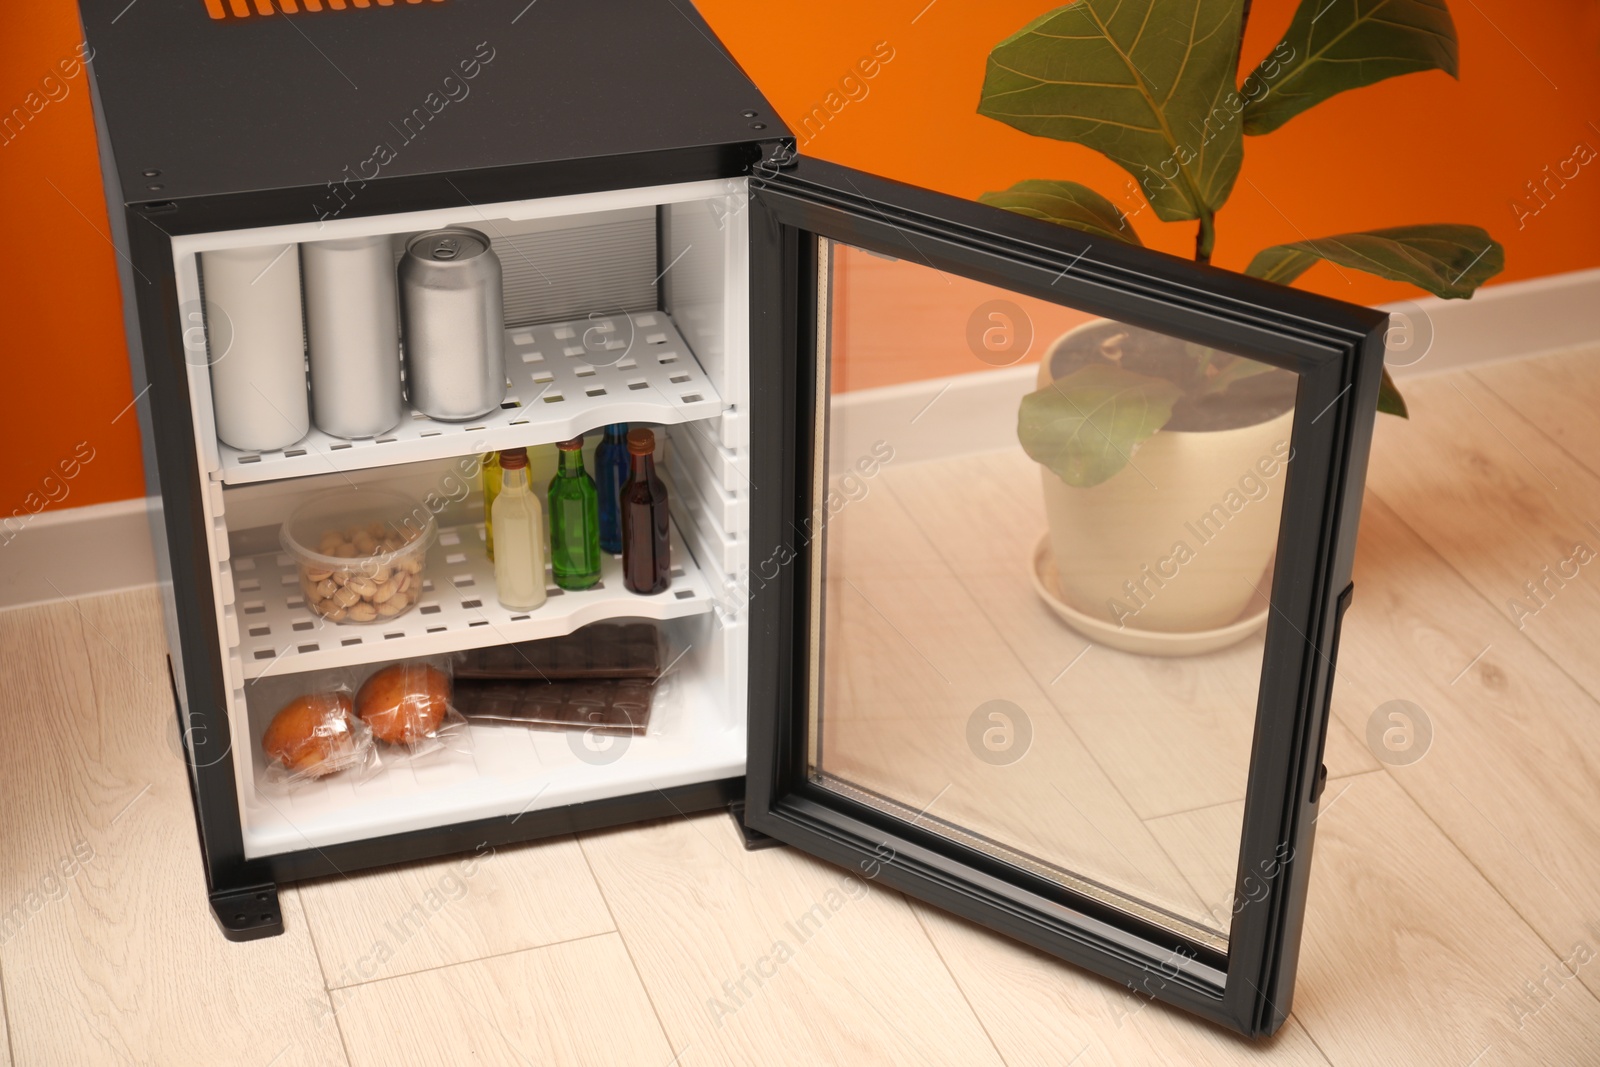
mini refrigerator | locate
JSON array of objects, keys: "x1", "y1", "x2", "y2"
[{"x1": 80, "y1": 0, "x2": 1387, "y2": 1037}]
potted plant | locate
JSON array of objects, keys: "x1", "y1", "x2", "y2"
[{"x1": 978, "y1": 0, "x2": 1503, "y2": 651}]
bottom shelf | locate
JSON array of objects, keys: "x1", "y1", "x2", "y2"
[{"x1": 239, "y1": 617, "x2": 744, "y2": 858}]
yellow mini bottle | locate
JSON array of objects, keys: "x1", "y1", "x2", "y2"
[{"x1": 490, "y1": 448, "x2": 547, "y2": 612}]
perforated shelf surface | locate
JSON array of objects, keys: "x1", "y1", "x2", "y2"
[
  {"x1": 216, "y1": 312, "x2": 723, "y2": 485},
  {"x1": 232, "y1": 518, "x2": 710, "y2": 681}
]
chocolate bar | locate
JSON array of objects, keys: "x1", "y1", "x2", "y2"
[
  {"x1": 455, "y1": 622, "x2": 663, "y2": 681},
  {"x1": 455, "y1": 678, "x2": 654, "y2": 735}
]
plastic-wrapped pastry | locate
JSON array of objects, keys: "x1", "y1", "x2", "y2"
[
  {"x1": 354, "y1": 661, "x2": 467, "y2": 760},
  {"x1": 262, "y1": 692, "x2": 374, "y2": 781}
]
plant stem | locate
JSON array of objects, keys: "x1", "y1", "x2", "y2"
[
  {"x1": 1205, "y1": 0, "x2": 1252, "y2": 265},
  {"x1": 1195, "y1": 210, "x2": 1215, "y2": 263},
  {"x1": 1238, "y1": 0, "x2": 1254, "y2": 80}
]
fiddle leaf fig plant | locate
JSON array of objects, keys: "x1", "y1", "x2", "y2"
[
  {"x1": 979, "y1": 0, "x2": 1245, "y2": 247},
  {"x1": 1020, "y1": 364, "x2": 1181, "y2": 488},
  {"x1": 978, "y1": 180, "x2": 1145, "y2": 245},
  {"x1": 1241, "y1": 223, "x2": 1504, "y2": 296},
  {"x1": 1239, "y1": 0, "x2": 1460, "y2": 135},
  {"x1": 979, "y1": 0, "x2": 1504, "y2": 486}
]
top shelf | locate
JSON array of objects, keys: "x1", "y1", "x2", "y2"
[{"x1": 215, "y1": 312, "x2": 724, "y2": 486}]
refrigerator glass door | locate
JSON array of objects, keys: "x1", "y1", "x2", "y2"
[
  {"x1": 808, "y1": 236, "x2": 1298, "y2": 955},
  {"x1": 743, "y1": 157, "x2": 1385, "y2": 1036}
]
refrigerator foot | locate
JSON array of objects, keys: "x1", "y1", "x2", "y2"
[
  {"x1": 210, "y1": 884, "x2": 285, "y2": 942},
  {"x1": 729, "y1": 800, "x2": 785, "y2": 851}
]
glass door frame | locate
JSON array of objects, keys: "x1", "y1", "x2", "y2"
[{"x1": 742, "y1": 157, "x2": 1387, "y2": 1037}]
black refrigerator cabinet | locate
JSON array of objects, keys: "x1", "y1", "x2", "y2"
[{"x1": 81, "y1": 0, "x2": 1386, "y2": 1038}]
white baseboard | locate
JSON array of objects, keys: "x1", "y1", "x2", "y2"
[
  {"x1": 1385, "y1": 266, "x2": 1600, "y2": 379},
  {"x1": 10, "y1": 270, "x2": 1596, "y2": 609},
  {"x1": 834, "y1": 265, "x2": 1600, "y2": 472},
  {"x1": 0, "y1": 497, "x2": 157, "y2": 611}
]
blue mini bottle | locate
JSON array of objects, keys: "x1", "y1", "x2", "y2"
[{"x1": 594, "y1": 423, "x2": 631, "y2": 554}]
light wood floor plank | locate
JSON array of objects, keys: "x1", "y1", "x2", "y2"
[
  {"x1": 881, "y1": 451, "x2": 1377, "y2": 822},
  {"x1": 8, "y1": 354, "x2": 1600, "y2": 1063},
  {"x1": 1145, "y1": 774, "x2": 1381, "y2": 944},
  {"x1": 1142, "y1": 766, "x2": 1600, "y2": 1065},
  {"x1": 297, "y1": 834, "x2": 614, "y2": 989},
  {"x1": 580, "y1": 811, "x2": 1006, "y2": 1066},
  {"x1": 1364, "y1": 371, "x2": 1600, "y2": 701},
  {"x1": 1471, "y1": 345, "x2": 1600, "y2": 480},
  {"x1": 912, "y1": 901, "x2": 1334, "y2": 1066},
  {"x1": 1291, "y1": 771, "x2": 1600, "y2": 1066},
  {"x1": 0, "y1": 591, "x2": 345, "y2": 1066},
  {"x1": 333, "y1": 932, "x2": 673, "y2": 1067},
  {"x1": 1326, "y1": 496, "x2": 1600, "y2": 1000},
  {"x1": 0, "y1": 963, "x2": 12, "y2": 1067},
  {"x1": 818, "y1": 471, "x2": 1218, "y2": 936}
]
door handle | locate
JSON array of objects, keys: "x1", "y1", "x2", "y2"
[{"x1": 1309, "y1": 582, "x2": 1355, "y2": 804}]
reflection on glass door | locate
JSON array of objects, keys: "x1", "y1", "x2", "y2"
[{"x1": 805, "y1": 239, "x2": 1300, "y2": 950}]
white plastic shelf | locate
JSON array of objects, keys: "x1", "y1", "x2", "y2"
[
  {"x1": 240, "y1": 670, "x2": 744, "y2": 857},
  {"x1": 233, "y1": 517, "x2": 709, "y2": 680},
  {"x1": 217, "y1": 311, "x2": 724, "y2": 485}
]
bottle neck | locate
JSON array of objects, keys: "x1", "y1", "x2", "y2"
[
  {"x1": 630, "y1": 452, "x2": 655, "y2": 478},
  {"x1": 603, "y1": 424, "x2": 629, "y2": 442},
  {"x1": 500, "y1": 466, "x2": 529, "y2": 493},
  {"x1": 558, "y1": 450, "x2": 585, "y2": 476}
]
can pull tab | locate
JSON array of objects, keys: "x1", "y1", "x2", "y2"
[{"x1": 431, "y1": 238, "x2": 461, "y2": 260}]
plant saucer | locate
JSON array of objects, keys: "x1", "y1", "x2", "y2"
[{"x1": 1029, "y1": 533, "x2": 1271, "y2": 658}]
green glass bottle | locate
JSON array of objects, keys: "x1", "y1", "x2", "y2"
[
  {"x1": 548, "y1": 436, "x2": 601, "y2": 590},
  {"x1": 481, "y1": 450, "x2": 502, "y2": 561}
]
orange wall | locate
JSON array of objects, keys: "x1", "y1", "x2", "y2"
[
  {"x1": 2, "y1": 0, "x2": 1597, "y2": 516},
  {"x1": 1, "y1": 3, "x2": 140, "y2": 522}
]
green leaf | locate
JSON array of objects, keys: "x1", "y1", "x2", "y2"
[
  {"x1": 1018, "y1": 364, "x2": 1181, "y2": 488},
  {"x1": 1242, "y1": 0, "x2": 1459, "y2": 136},
  {"x1": 978, "y1": 0, "x2": 1246, "y2": 224},
  {"x1": 978, "y1": 180, "x2": 1143, "y2": 245},
  {"x1": 1378, "y1": 368, "x2": 1409, "y2": 417},
  {"x1": 1244, "y1": 224, "x2": 1504, "y2": 298},
  {"x1": 1200, "y1": 352, "x2": 1278, "y2": 395}
]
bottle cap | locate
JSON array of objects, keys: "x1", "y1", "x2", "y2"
[
  {"x1": 556, "y1": 437, "x2": 584, "y2": 452},
  {"x1": 627, "y1": 428, "x2": 655, "y2": 456},
  {"x1": 498, "y1": 447, "x2": 528, "y2": 470}
]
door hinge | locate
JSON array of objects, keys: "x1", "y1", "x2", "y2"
[{"x1": 751, "y1": 139, "x2": 798, "y2": 180}]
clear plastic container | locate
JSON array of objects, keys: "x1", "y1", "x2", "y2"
[{"x1": 280, "y1": 489, "x2": 436, "y2": 624}]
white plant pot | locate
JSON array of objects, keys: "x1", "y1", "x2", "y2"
[{"x1": 1035, "y1": 323, "x2": 1294, "y2": 637}]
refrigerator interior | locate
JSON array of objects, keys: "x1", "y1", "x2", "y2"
[{"x1": 167, "y1": 178, "x2": 752, "y2": 858}]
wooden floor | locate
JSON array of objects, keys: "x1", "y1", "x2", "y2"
[{"x1": 5, "y1": 349, "x2": 1600, "y2": 1065}]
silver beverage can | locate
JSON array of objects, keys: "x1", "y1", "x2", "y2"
[
  {"x1": 303, "y1": 235, "x2": 403, "y2": 439},
  {"x1": 398, "y1": 227, "x2": 506, "y2": 421}
]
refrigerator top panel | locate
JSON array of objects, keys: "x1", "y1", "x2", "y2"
[{"x1": 78, "y1": 0, "x2": 785, "y2": 206}]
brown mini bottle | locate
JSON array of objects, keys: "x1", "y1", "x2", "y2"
[{"x1": 620, "y1": 428, "x2": 670, "y2": 595}]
